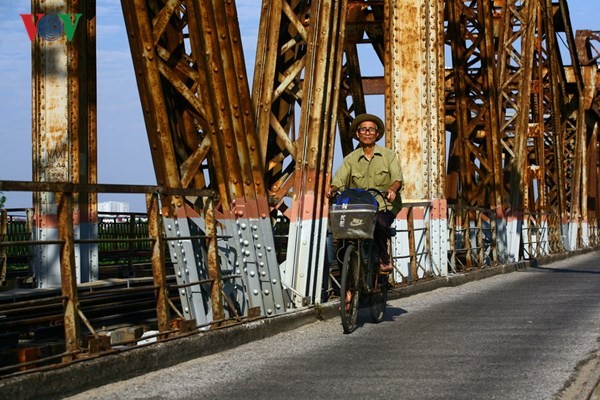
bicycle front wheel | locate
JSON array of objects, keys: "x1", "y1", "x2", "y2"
[
  {"x1": 369, "y1": 273, "x2": 388, "y2": 323},
  {"x1": 340, "y1": 243, "x2": 360, "y2": 334}
]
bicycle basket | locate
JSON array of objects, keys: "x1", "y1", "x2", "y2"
[{"x1": 330, "y1": 189, "x2": 378, "y2": 239}]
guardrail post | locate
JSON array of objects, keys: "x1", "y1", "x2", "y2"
[
  {"x1": 146, "y1": 193, "x2": 169, "y2": 333},
  {"x1": 128, "y1": 212, "x2": 136, "y2": 276},
  {"x1": 464, "y1": 208, "x2": 472, "y2": 270},
  {"x1": 407, "y1": 207, "x2": 417, "y2": 283},
  {"x1": 56, "y1": 192, "x2": 81, "y2": 355},
  {"x1": 476, "y1": 210, "x2": 484, "y2": 266},
  {"x1": 1, "y1": 209, "x2": 7, "y2": 286},
  {"x1": 205, "y1": 198, "x2": 224, "y2": 323}
]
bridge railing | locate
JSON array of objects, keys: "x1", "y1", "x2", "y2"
[
  {"x1": 392, "y1": 201, "x2": 435, "y2": 284},
  {"x1": 447, "y1": 205, "x2": 498, "y2": 273},
  {"x1": 588, "y1": 217, "x2": 600, "y2": 247},
  {"x1": 0, "y1": 209, "x2": 34, "y2": 284},
  {"x1": 521, "y1": 212, "x2": 551, "y2": 259}
]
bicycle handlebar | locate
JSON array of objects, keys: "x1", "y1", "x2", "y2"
[{"x1": 328, "y1": 187, "x2": 390, "y2": 207}]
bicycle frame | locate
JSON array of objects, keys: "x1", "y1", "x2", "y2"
[
  {"x1": 330, "y1": 187, "x2": 390, "y2": 333},
  {"x1": 337, "y1": 236, "x2": 388, "y2": 333},
  {"x1": 336, "y1": 238, "x2": 378, "y2": 295}
]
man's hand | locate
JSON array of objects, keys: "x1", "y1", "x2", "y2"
[
  {"x1": 326, "y1": 185, "x2": 338, "y2": 198},
  {"x1": 386, "y1": 181, "x2": 402, "y2": 202},
  {"x1": 385, "y1": 189, "x2": 396, "y2": 202}
]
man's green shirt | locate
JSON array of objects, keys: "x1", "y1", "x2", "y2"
[{"x1": 331, "y1": 145, "x2": 403, "y2": 212}]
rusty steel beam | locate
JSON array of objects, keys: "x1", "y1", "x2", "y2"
[
  {"x1": 493, "y1": 0, "x2": 549, "y2": 259},
  {"x1": 336, "y1": 2, "x2": 380, "y2": 157},
  {"x1": 446, "y1": 0, "x2": 503, "y2": 209},
  {"x1": 188, "y1": 0, "x2": 287, "y2": 316},
  {"x1": 254, "y1": 0, "x2": 348, "y2": 306},
  {"x1": 495, "y1": 0, "x2": 537, "y2": 218},
  {"x1": 56, "y1": 192, "x2": 81, "y2": 355},
  {"x1": 537, "y1": 0, "x2": 573, "y2": 249},
  {"x1": 31, "y1": 0, "x2": 98, "y2": 288},
  {"x1": 552, "y1": 0, "x2": 588, "y2": 248},
  {"x1": 146, "y1": 193, "x2": 169, "y2": 333},
  {"x1": 122, "y1": 0, "x2": 287, "y2": 321},
  {"x1": 204, "y1": 198, "x2": 224, "y2": 324},
  {"x1": 575, "y1": 30, "x2": 600, "y2": 228},
  {"x1": 387, "y1": 0, "x2": 447, "y2": 277}
]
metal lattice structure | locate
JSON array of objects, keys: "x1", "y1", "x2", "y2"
[{"x1": 10, "y1": 0, "x2": 600, "y2": 339}]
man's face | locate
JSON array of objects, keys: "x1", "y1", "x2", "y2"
[{"x1": 356, "y1": 121, "x2": 379, "y2": 145}]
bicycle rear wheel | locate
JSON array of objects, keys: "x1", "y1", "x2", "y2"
[
  {"x1": 340, "y1": 243, "x2": 360, "y2": 333},
  {"x1": 369, "y1": 273, "x2": 388, "y2": 323}
]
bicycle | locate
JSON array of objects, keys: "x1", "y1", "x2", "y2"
[{"x1": 329, "y1": 188, "x2": 391, "y2": 334}]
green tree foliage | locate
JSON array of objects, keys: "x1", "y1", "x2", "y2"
[{"x1": 0, "y1": 192, "x2": 6, "y2": 209}]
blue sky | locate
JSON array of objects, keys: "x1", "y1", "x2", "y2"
[{"x1": 0, "y1": 1, "x2": 598, "y2": 211}]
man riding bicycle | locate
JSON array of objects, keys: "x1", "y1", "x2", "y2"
[{"x1": 327, "y1": 113, "x2": 403, "y2": 273}]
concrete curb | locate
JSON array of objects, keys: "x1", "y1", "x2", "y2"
[{"x1": 2, "y1": 247, "x2": 599, "y2": 399}]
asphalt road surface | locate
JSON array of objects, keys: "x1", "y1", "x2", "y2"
[{"x1": 64, "y1": 251, "x2": 600, "y2": 400}]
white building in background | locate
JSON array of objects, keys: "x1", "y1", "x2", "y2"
[{"x1": 98, "y1": 201, "x2": 130, "y2": 213}]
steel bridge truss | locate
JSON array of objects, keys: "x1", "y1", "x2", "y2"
[{"x1": 25, "y1": 0, "x2": 600, "y2": 329}]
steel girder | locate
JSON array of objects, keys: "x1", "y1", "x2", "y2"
[
  {"x1": 109, "y1": 0, "x2": 598, "y2": 308},
  {"x1": 253, "y1": 0, "x2": 348, "y2": 306},
  {"x1": 551, "y1": 0, "x2": 587, "y2": 249},
  {"x1": 575, "y1": 29, "x2": 600, "y2": 244},
  {"x1": 253, "y1": 0, "x2": 448, "y2": 296},
  {"x1": 446, "y1": 0, "x2": 503, "y2": 209},
  {"x1": 386, "y1": 0, "x2": 447, "y2": 278},
  {"x1": 116, "y1": 0, "x2": 598, "y2": 312},
  {"x1": 31, "y1": 0, "x2": 98, "y2": 288},
  {"x1": 445, "y1": 0, "x2": 589, "y2": 259},
  {"x1": 121, "y1": 0, "x2": 287, "y2": 325}
]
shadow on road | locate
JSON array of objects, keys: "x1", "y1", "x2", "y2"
[
  {"x1": 352, "y1": 305, "x2": 407, "y2": 331},
  {"x1": 529, "y1": 258, "x2": 600, "y2": 274}
]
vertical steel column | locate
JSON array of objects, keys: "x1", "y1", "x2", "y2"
[
  {"x1": 122, "y1": 0, "x2": 286, "y2": 321},
  {"x1": 204, "y1": 198, "x2": 224, "y2": 323},
  {"x1": 31, "y1": 0, "x2": 98, "y2": 288},
  {"x1": 576, "y1": 29, "x2": 600, "y2": 243},
  {"x1": 0, "y1": 210, "x2": 6, "y2": 286},
  {"x1": 446, "y1": 0, "x2": 505, "y2": 267},
  {"x1": 388, "y1": 0, "x2": 446, "y2": 277},
  {"x1": 446, "y1": 0, "x2": 503, "y2": 208},
  {"x1": 554, "y1": 0, "x2": 587, "y2": 250},
  {"x1": 57, "y1": 192, "x2": 81, "y2": 355},
  {"x1": 253, "y1": 0, "x2": 348, "y2": 306},
  {"x1": 286, "y1": 0, "x2": 347, "y2": 306},
  {"x1": 536, "y1": 0, "x2": 569, "y2": 251},
  {"x1": 146, "y1": 193, "x2": 169, "y2": 333},
  {"x1": 496, "y1": 0, "x2": 538, "y2": 261},
  {"x1": 121, "y1": 1, "x2": 210, "y2": 325},
  {"x1": 192, "y1": 0, "x2": 287, "y2": 316}
]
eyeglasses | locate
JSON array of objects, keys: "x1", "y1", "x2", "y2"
[{"x1": 357, "y1": 127, "x2": 378, "y2": 134}]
